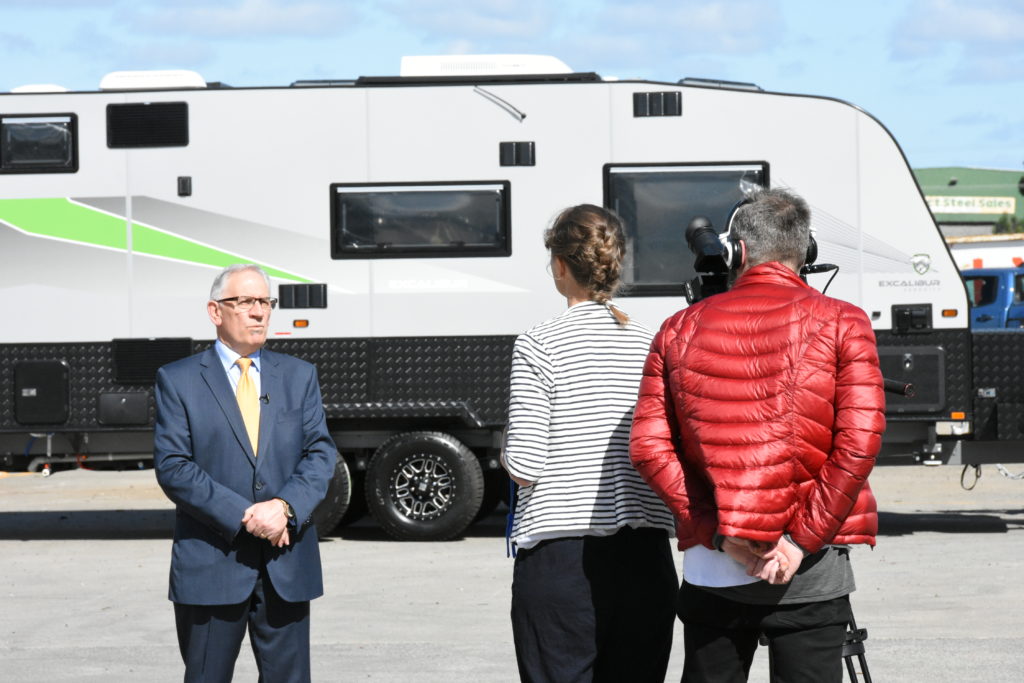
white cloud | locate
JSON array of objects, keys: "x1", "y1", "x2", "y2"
[
  {"x1": 1, "y1": 0, "x2": 116, "y2": 6},
  {"x1": 391, "y1": 0, "x2": 783, "y2": 55},
  {"x1": 380, "y1": 0, "x2": 783, "y2": 80},
  {"x1": 951, "y1": 54, "x2": 1024, "y2": 84},
  {"x1": 0, "y1": 32, "x2": 38, "y2": 55},
  {"x1": 595, "y1": 0, "x2": 784, "y2": 54},
  {"x1": 946, "y1": 112, "x2": 998, "y2": 127},
  {"x1": 385, "y1": 0, "x2": 554, "y2": 41},
  {"x1": 127, "y1": 0, "x2": 359, "y2": 39},
  {"x1": 62, "y1": 21, "x2": 216, "y2": 77},
  {"x1": 896, "y1": 0, "x2": 1024, "y2": 44},
  {"x1": 550, "y1": 0, "x2": 784, "y2": 80},
  {"x1": 891, "y1": 0, "x2": 1024, "y2": 82}
]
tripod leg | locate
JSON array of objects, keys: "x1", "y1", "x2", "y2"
[
  {"x1": 844, "y1": 653, "x2": 858, "y2": 682},
  {"x1": 858, "y1": 653, "x2": 872, "y2": 683}
]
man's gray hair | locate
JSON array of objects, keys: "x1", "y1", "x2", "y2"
[
  {"x1": 209, "y1": 264, "x2": 272, "y2": 300},
  {"x1": 731, "y1": 188, "x2": 812, "y2": 268}
]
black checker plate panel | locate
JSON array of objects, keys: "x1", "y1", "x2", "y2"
[
  {"x1": 0, "y1": 342, "x2": 156, "y2": 431},
  {"x1": 970, "y1": 331, "x2": 1024, "y2": 401},
  {"x1": 970, "y1": 331, "x2": 1024, "y2": 439},
  {"x1": 0, "y1": 336, "x2": 515, "y2": 432},
  {"x1": 874, "y1": 329, "x2": 972, "y2": 418}
]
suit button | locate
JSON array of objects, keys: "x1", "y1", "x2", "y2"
[{"x1": 255, "y1": 481, "x2": 264, "y2": 491}]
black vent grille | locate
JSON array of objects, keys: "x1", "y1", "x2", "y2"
[
  {"x1": 633, "y1": 91, "x2": 682, "y2": 117},
  {"x1": 107, "y1": 102, "x2": 189, "y2": 148},
  {"x1": 113, "y1": 338, "x2": 193, "y2": 383},
  {"x1": 279, "y1": 283, "x2": 327, "y2": 309},
  {"x1": 499, "y1": 141, "x2": 536, "y2": 166}
]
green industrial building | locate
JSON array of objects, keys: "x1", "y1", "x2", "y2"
[{"x1": 914, "y1": 167, "x2": 1024, "y2": 238}]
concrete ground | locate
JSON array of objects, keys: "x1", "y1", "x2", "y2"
[{"x1": 1, "y1": 462, "x2": 1022, "y2": 682}]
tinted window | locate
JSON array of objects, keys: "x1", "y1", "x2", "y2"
[
  {"x1": 331, "y1": 182, "x2": 510, "y2": 259},
  {"x1": 0, "y1": 114, "x2": 77, "y2": 173},
  {"x1": 964, "y1": 276, "x2": 998, "y2": 306},
  {"x1": 605, "y1": 163, "x2": 767, "y2": 296}
]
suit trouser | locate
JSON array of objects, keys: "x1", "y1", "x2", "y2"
[
  {"x1": 510, "y1": 527, "x2": 679, "y2": 683},
  {"x1": 174, "y1": 564, "x2": 311, "y2": 683},
  {"x1": 676, "y1": 581, "x2": 851, "y2": 683}
]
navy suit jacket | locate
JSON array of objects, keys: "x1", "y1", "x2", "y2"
[{"x1": 154, "y1": 347, "x2": 336, "y2": 605}]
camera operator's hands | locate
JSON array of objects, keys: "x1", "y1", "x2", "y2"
[
  {"x1": 721, "y1": 537, "x2": 763, "y2": 574},
  {"x1": 768, "y1": 536, "x2": 805, "y2": 584},
  {"x1": 722, "y1": 536, "x2": 804, "y2": 585},
  {"x1": 745, "y1": 540, "x2": 789, "y2": 584}
]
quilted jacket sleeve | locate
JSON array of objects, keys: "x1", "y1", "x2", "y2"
[
  {"x1": 630, "y1": 316, "x2": 717, "y2": 549},
  {"x1": 787, "y1": 306, "x2": 885, "y2": 553}
]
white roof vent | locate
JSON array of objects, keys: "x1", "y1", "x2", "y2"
[
  {"x1": 400, "y1": 54, "x2": 572, "y2": 77},
  {"x1": 10, "y1": 84, "x2": 69, "y2": 93},
  {"x1": 99, "y1": 69, "x2": 207, "y2": 91}
]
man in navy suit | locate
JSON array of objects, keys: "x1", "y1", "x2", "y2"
[{"x1": 154, "y1": 263, "x2": 337, "y2": 682}]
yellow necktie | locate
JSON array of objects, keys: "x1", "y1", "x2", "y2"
[{"x1": 235, "y1": 357, "x2": 260, "y2": 455}]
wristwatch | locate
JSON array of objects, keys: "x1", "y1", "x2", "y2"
[{"x1": 277, "y1": 498, "x2": 295, "y2": 519}]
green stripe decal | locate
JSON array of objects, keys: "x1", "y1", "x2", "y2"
[
  {"x1": 0, "y1": 198, "x2": 306, "y2": 282},
  {"x1": 0, "y1": 197, "x2": 127, "y2": 248}
]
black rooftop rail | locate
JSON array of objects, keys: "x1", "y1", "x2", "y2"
[
  {"x1": 290, "y1": 79, "x2": 358, "y2": 87},
  {"x1": 678, "y1": 77, "x2": 762, "y2": 91},
  {"x1": 355, "y1": 72, "x2": 601, "y2": 87}
]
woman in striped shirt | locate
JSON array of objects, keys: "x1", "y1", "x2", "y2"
[{"x1": 503, "y1": 204, "x2": 678, "y2": 682}]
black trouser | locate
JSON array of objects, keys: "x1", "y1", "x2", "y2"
[
  {"x1": 676, "y1": 581, "x2": 851, "y2": 683},
  {"x1": 174, "y1": 565, "x2": 311, "y2": 683},
  {"x1": 511, "y1": 527, "x2": 679, "y2": 683}
]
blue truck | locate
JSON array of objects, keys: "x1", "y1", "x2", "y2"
[{"x1": 962, "y1": 266, "x2": 1024, "y2": 329}]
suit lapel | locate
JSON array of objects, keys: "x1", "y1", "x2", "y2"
[
  {"x1": 255, "y1": 349, "x2": 282, "y2": 469},
  {"x1": 199, "y1": 347, "x2": 258, "y2": 467}
]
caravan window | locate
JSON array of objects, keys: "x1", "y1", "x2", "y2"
[
  {"x1": 604, "y1": 162, "x2": 768, "y2": 296},
  {"x1": 330, "y1": 181, "x2": 511, "y2": 259},
  {"x1": 0, "y1": 114, "x2": 77, "y2": 173}
]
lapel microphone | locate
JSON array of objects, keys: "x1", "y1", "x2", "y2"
[{"x1": 259, "y1": 394, "x2": 270, "y2": 404}]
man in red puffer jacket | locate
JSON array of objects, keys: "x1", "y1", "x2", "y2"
[{"x1": 630, "y1": 188, "x2": 885, "y2": 682}]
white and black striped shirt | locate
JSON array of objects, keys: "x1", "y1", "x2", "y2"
[{"x1": 504, "y1": 301, "x2": 675, "y2": 549}]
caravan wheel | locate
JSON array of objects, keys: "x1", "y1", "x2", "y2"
[
  {"x1": 312, "y1": 453, "x2": 352, "y2": 538},
  {"x1": 366, "y1": 431, "x2": 484, "y2": 541}
]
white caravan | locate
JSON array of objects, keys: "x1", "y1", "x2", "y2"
[{"x1": 1, "y1": 57, "x2": 1011, "y2": 540}]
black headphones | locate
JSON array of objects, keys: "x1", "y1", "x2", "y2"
[
  {"x1": 720, "y1": 196, "x2": 817, "y2": 271},
  {"x1": 720, "y1": 198, "x2": 750, "y2": 271}
]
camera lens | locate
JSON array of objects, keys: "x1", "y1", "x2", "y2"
[{"x1": 685, "y1": 217, "x2": 726, "y2": 273}]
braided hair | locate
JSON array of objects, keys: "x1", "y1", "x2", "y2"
[{"x1": 544, "y1": 204, "x2": 630, "y2": 325}]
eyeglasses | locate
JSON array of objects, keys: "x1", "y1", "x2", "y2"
[{"x1": 216, "y1": 296, "x2": 278, "y2": 311}]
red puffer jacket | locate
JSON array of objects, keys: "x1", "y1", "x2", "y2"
[{"x1": 630, "y1": 262, "x2": 885, "y2": 554}]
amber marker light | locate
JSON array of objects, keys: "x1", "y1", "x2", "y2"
[
  {"x1": 293, "y1": 319, "x2": 309, "y2": 328},
  {"x1": 941, "y1": 309, "x2": 958, "y2": 318},
  {"x1": 951, "y1": 411, "x2": 966, "y2": 420}
]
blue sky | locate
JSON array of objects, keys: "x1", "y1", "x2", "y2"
[{"x1": 1, "y1": 0, "x2": 1022, "y2": 171}]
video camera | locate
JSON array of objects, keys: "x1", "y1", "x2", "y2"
[
  {"x1": 681, "y1": 209, "x2": 837, "y2": 305},
  {"x1": 682, "y1": 216, "x2": 730, "y2": 305}
]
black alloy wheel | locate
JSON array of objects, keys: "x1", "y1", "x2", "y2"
[
  {"x1": 312, "y1": 453, "x2": 352, "y2": 538},
  {"x1": 365, "y1": 431, "x2": 484, "y2": 541}
]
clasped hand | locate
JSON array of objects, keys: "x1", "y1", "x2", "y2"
[
  {"x1": 721, "y1": 536, "x2": 803, "y2": 585},
  {"x1": 242, "y1": 500, "x2": 290, "y2": 548}
]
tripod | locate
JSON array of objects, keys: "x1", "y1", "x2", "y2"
[{"x1": 842, "y1": 613, "x2": 871, "y2": 683}]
